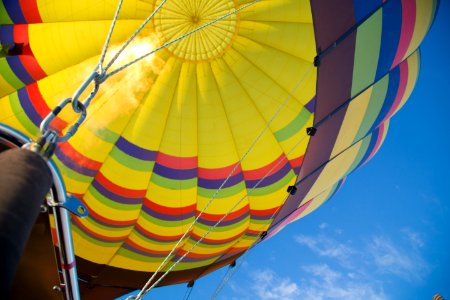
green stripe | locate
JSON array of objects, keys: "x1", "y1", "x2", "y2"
[
  {"x1": 140, "y1": 212, "x2": 195, "y2": 228},
  {"x1": 72, "y1": 225, "x2": 122, "y2": 248},
  {"x1": 86, "y1": 125, "x2": 118, "y2": 143},
  {"x1": 173, "y1": 257, "x2": 219, "y2": 271},
  {"x1": 250, "y1": 170, "x2": 295, "y2": 196},
  {"x1": 151, "y1": 173, "x2": 197, "y2": 190},
  {"x1": 9, "y1": 93, "x2": 38, "y2": 135},
  {"x1": 185, "y1": 238, "x2": 236, "y2": 250},
  {"x1": 198, "y1": 181, "x2": 246, "y2": 199},
  {"x1": 83, "y1": 216, "x2": 133, "y2": 232},
  {"x1": 117, "y1": 247, "x2": 174, "y2": 263},
  {"x1": 351, "y1": 9, "x2": 382, "y2": 97},
  {"x1": 88, "y1": 185, "x2": 141, "y2": 211},
  {"x1": 196, "y1": 216, "x2": 249, "y2": 233},
  {"x1": 0, "y1": 2, "x2": 12, "y2": 24},
  {"x1": 54, "y1": 159, "x2": 93, "y2": 183},
  {"x1": 346, "y1": 135, "x2": 371, "y2": 176},
  {"x1": 354, "y1": 75, "x2": 389, "y2": 142},
  {"x1": 0, "y1": 59, "x2": 24, "y2": 89},
  {"x1": 274, "y1": 108, "x2": 312, "y2": 142},
  {"x1": 110, "y1": 146, "x2": 154, "y2": 172}
]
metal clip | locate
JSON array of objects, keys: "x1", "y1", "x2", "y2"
[
  {"x1": 47, "y1": 194, "x2": 89, "y2": 218},
  {"x1": 40, "y1": 98, "x2": 87, "y2": 143},
  {"x1": 71, "y1": 67, "x2": 102, "y2": 113}
]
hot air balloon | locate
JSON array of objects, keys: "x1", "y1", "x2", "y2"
[{"x1": 0, "y1": 0, "x2": 438, "y2": 298}]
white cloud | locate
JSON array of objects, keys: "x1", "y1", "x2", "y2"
[
  {"x1": 250, "y1": 270, "x2": 300, "y2": 300},
  {"x1": 401, "y1": 227, "x2": 425, "y2": 248},
  {"x1": 299, "y1": 264, "x2": 387, "y2": 300},
  {"x1": 294, "y1": 234, "x2": 354, "y2": 264},
  {"x1": 367, "y1": 235, "x2": 430, "y2": 282},
  {"x1": 319, "y1": 222, "x2": 328, "y2": 229}
]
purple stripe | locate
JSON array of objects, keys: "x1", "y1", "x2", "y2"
[
  {"x1": 0, "y1": 26, "x2": 14, "y2": 44},
  {"x1": 245, "y1": 162, "x2": 292, "y2": 188},
  {"x1": 122, "y1": 243, "x2": 169, "y2": 258},
  {"x1": 54, "y1": 148, "x2": 97, "y2": 176},
  {"x1": 3, "y1": 0, "x2": 27, "y2": 23},
  {"x1": 91, "y1": 180, "x2": 143, "y2": 205},
  {"x1": 141, "y1": 204, "x2": 195, "y2": 221},
  {"x1": 173, "y1": 253, "x2": 221, "y2": 263},
  {"x1": 198, "y1": 172, "x2": 244, "y2": 189},
  {"x1": 153, "y1": 163, "x2": 197, "y2": 180},
  {"x1": 84, "y1": 213, "x2": 133, "y2": 229},
  {"x1": 18, "y1": 87, "x2": 40, "y2": 126},
  {"x1": 7, "y1": 56, "x2": 34, "y2": 85},
  {"x1": 197, "y1": 211, "x2": 250, "y2": 227},
  {"x1": 116, "y1": 137, "x2": 156, "y2": 161},
  {"x1": 134, "y1": 226, "x2": 181, "y2": 243},
  {"x1": 304, "y1": 96, "x2": 316, "y2": 113},
  {"x1": 72, "y1": 222, "x2": 120, "y2": 244}
]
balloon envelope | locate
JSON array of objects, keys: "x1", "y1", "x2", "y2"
[{"x1": 0, "y1": 0, "x2": 438, "y2": 295}]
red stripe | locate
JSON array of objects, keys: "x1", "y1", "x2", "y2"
[
  {"x1": 176, "y1": 248, "x2": 225, "y2": 259},
  {"x1": 13, "y1": 24, "x2": 28, "y2": 43},
  {"x1": 50, "y1": 228, "x2": 58, "y2": 246},
  {"x1": 199, "y1": 204, "x2": 249, "y2": 222},
  {"x1": 77, "y1": 197, "x2": 137, "y2": 226},
  {"x1": 242, "y1": 154, "x2": 288, "y2": 181},
  {"x1": 96, "y1": 172, "x2": 146, "y2": 198},
  {"x1": 391, "y1": 0, "x2": 416, "y2": 68},
  {"x1": 135, "y1": 223, "x2": 186, "y2": 241},
  {"x1": 73, "y1": 218, "x2": 126, "y2": 242},
  {"x1": 190, "y1": 230, "x2": 245, "y2": 245},
  {"x1": 19, "y1": 0, "x2": 43, "y2": 23},
  {"x1": 156, "y1": 152, "x2": 197, "y2": 169},
  {"x1": 289, "y1": 155, "x2": 304, "y2": 169},
  {"x1": 126, "y1": 239, "x2": 172, "y2": 256},
  {"x1": 19, "y1": 55, "x2": 46, "y2": 81},
  {"x1": 61, "y1": 261, "x2": 76, "y2": 270},
  {"x1": 26, "y1": 83, "x2": 67, "y2": 130},
  {"x1": 143, "y1": 198, "x2": 196, "y2": 216},
  {"x1": 250, "y1": 206, "x2": 280, "y2": 217},
  {"x1": 384, "y1": 62, "x2": 409, "y2": 121},
  {"x1": 59, "y1": 142, "x2": 102, "y2": 171},
  {"x1": 198, "y1": 163, "x2": 242, "y2": 180}
]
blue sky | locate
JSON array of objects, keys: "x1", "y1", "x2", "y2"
[{"x1": 121, "y1": 2, "x2": 450, "y2": 299}]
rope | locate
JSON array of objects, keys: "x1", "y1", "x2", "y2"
[
  {"x1": 132, "y1": 65, "x2": 314, "y2": 299},
  {"x1": 103, "y1": 0, "x2": 169, "y2": 73},
  {"x1": 98, "y1": 0, "x2": 124, "y2": 69},
  {"x1": 182, "y1": 283, "x2": 195, "y2": 300},
  {"x1": 103, "y1": 0, "x2": 261, "y2": 81}
]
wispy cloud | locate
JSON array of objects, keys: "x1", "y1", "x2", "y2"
[
  {"x1": 250, "y1": 269, "x2": 300, "y2": 300},
  {"x1": 294, "y1": 234, "x2": 354, "y2": 265},
  {"x1": 367, "y1": 235, "x2": 430, "y2": 282},
  {"x1": 299, "y1": 264, "x2": 387, "y2": 300}
]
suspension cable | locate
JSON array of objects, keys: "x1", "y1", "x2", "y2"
[
  {"x1": 131, "y1": 66, "x2": 314, "y2": 299},
  {"x1": 103, "y1": 0, "x2": 262, "y2": 81},
  {"x1": 102, "y1": 0, "x2": 169, "y2": 73},
  {"x1": 98, "y1": 0, "x2": 124, "y2": 69}
]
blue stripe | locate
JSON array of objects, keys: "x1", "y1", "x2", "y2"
[
  {"x1": 375, "y1": 0, "x2": 402, "y2": 79},
  {"x1": 3, "y1": 0, "x2": 26, "y2": 23},
  {"x1": 153, "y1": 163, "x2": 197, "y2": 180},
  {"x1": 90, "y1": 180, "x2": 142, "y2": 205},
  {"x1": 371, "y1": 66, "x2": 400, "y2": 131},
  {"x1": 116, "y1": 137, "x2": 156, "y2": 161},
  {"x1": 7, "y1": 56, "x2": 34, "y2": 85},
  {"x1": 353, "y1": 0, "x2": 383, "y2": 22},
  {"x1": 245, "y1": 163, "x2": 292, "y2": 189},
  {"x1": 356, "y1": 127, "x2": 381, "y2": 169},
  {"x1": 54, "y1": 148, "x2": 97, "y2": 177},
  {"x1": 17, "y1": 87, "x2": 40, "y2": 126},
  {"x1": 198, "y1": 172, "x2": 244, "y2": 189},
  {"x1": 0, "y1": 25, "x2": 14, "y2": 45}
]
